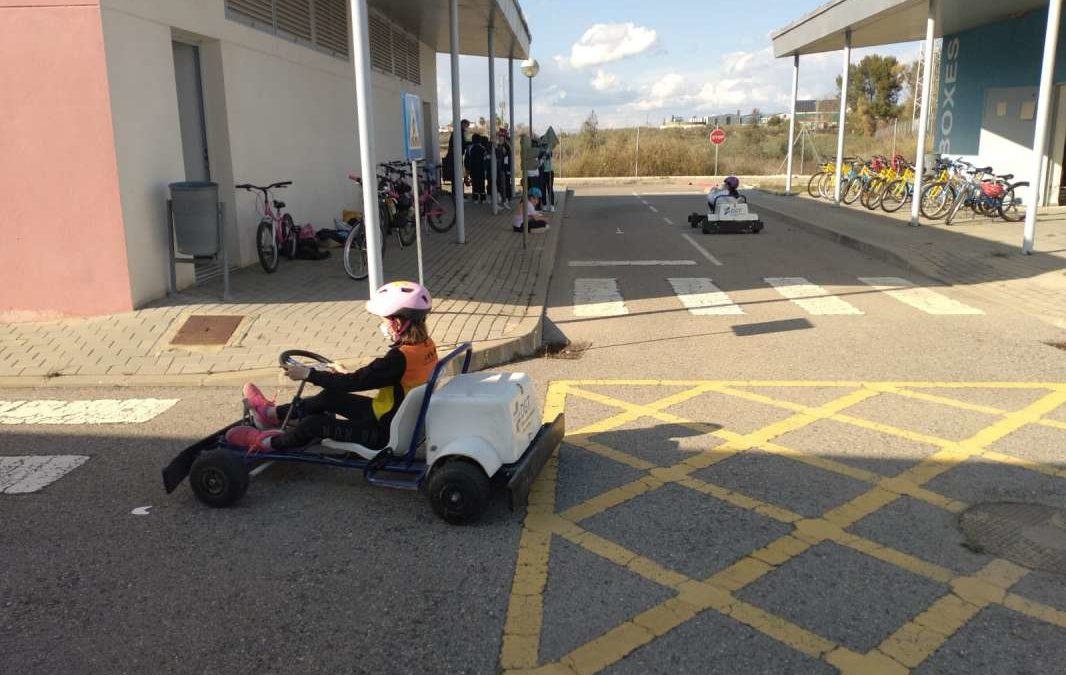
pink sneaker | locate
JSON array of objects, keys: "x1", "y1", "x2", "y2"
[
  {"x1": 225, "y1": 425, "x2": 281, "y2": 454},
  {"x1": 242, "y1": 383, "x2": 278, "y2": 429}
]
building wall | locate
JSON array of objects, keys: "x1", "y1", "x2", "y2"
[
  {"x1": 937, "y1": 9, "x2": 1066, "y2": 203},
  {"x1": 99, "y1": 0, "x2": 438, "y2": 307},
  {"x1": 0, "y1": 1, "x2": 133, "y2": 321}
]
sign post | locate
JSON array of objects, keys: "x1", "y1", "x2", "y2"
[
  {"x1": 402, "y1": 93, "x2": 425, "y2": 283},
  {"x1": 710, "y1": 126, "x2": 726, "y2": 177}
]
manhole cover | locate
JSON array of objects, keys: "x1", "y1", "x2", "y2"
[
  {"x1": 959, "y1": 502, "x2": 1066, "y2": 575},
  {"x1": 171, "y1": 315, "x2": 243, "y2": 346}
]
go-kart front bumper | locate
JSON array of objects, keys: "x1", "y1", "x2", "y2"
[{"x1": 499, "y1": 413, "x2": 565, "y2": 511}]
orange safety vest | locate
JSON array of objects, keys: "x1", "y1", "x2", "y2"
[{"x1": 371, "y1": 340, "x2": 439, "y2": 420}]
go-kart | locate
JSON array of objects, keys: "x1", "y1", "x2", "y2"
[
  {"x1": 688, "y1": 194, "x2": 764, "y2": 234},
  {"x1": 162, "y1": 343, "x2": 564, "y2": 524}
]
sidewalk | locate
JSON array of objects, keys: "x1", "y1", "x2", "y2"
[
  {"x1": 751, "y1": 191, "x2": 1066, "y2": 331},
  {"x1": 0, "y1": 194, "x2": 566, "y2": 387}
]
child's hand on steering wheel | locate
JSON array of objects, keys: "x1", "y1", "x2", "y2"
[{"x1": 282, "y1": 363, "x2": 311, "y2": 381}]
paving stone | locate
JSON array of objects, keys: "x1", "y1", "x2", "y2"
[
  {"x1": 1008, "y1": 571, "x2": 1066, "y2": 614},
  {"x1": 925, "y1": 457, "x2": 1066, "y2": 511}
]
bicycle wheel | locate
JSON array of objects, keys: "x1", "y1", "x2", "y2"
[
  {"x1": 863, "y1": 178, "x2": 885, "y2": 210},
  {"x1": 880, "y1": 179, "x2": 908, "y2": 213},
  {"x1": 342, "y1": 220, "x2": 368, "y2": 281},
  {"x1": 256, "y1": 221, "x2": 279, "y2": 273},
  {"x1": 842, "y1": 178, "x2": 863, "y2": 205},
  {"x1": 999, "y1": 182, "x2": 1027, "y2": 222},
  {"x1": 281, "y1": 214, "x2": 297, "y2": 259},
  {"x1": 944, "y1": 189, "x2": 969, "y2": 226},
  {"x1": 920, "y1": 182, "x2": 952, "y2": 220},
  {"x1": 396, "y1": 210, "x2": 417, "y2": 247},
  {"x1": 818, "y1": 173, "x2": 834, "y2": 200},
  {"x1": 807, "y1": 173, "x2": 824, "y2": 198},
  {"x1": 426, "y1": 188, "x2": 456, "y2": 232}
]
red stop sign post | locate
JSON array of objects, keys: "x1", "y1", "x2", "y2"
[{"x1": 710, "y1": 127, "x2": 725, "y2": 175}]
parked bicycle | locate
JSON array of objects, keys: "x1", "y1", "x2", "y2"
[
  {"x1": 236, "y1": 181, "x2": 295, "y2": 273},
  {"x1": 342, "y1": 169, "x2": 416, "y2": 281}
]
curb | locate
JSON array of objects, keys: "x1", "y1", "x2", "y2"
[{"x1": 0, "y1": 193, "x2": 570, "y2": 390}]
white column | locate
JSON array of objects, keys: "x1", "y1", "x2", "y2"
[
  {"x1": 488, "y1": 26, "x2": 499, "y2": 214},
  {"x1": 509, "y1": 55, "x2": 515, "y2": 203},
  {"x1": 785, "y1": 54, "x2": 800, "y2": 194},
  {"x1": 1024, "y1": 0, "x2": 1063, "y2": 253},
  {"x1": 349, "y1": 0, "x2": 383, "y2": 289},
  {"x1": 834, "y1": 30, "x2": 851, "y2": 204},
  {"x1": 449, "y1": 0, "x2": 466, "y2": 244},
  {"x1": 910, "y1": 0, "x2": 938, "y2": 226}
]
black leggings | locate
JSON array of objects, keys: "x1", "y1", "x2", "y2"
[{"x1": 272, "y1": 390, "x2": 389, "y2": 451}]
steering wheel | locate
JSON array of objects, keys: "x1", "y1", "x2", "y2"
[{"x1": 279, "y1": 349, "x2": 333, "y2": 369}]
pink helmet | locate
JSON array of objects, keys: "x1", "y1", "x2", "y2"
[{"x1": 366, "y1": 281, "x2": 433, "y2": 320}]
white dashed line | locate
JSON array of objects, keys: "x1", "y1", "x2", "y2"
[
  {"x1": 668, "y1": 278, "x2": 744, "y2": 315},
  {"x1": 648, "y1": 205, "x2": 659, "y2": 213},
  {"x1": 765, "y1": 277, "x2": 864, "y2": 315},
  {"x1": 680, "y1": 234, "x2": 724, "y2": 266},
  {"x1": 0, "y1": 399, "x2": 179, "y2": 425},
  {"x1": 0, "y1": 456, "x2": 89, "y2": 494},
  {"x1": 574, "y1": 279, "x2": 629, "y2": 317},
  {"x1": 663, "y1": 217, "x2": 674, "y2": 225},
  {"x1": 569, "y1": 260, "x2": 697, "y2": 267},
  {"x1": 859, "y1": 277, "x2": 984, "y2": 315}
]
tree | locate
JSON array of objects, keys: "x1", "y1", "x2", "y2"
[
  {"x1": 836, "y1": 54, "x2": 904, "y2": 134},
  {"x1": 580, "y1": 110, "x2": 601, "y2": 147},
  {"x1": 766, "y1": 115, "x2": 783, "y2": 128}
]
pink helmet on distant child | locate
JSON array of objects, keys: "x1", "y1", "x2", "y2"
[{"x1": 366, "y1": 281, "x2": 433, "y2": 321}]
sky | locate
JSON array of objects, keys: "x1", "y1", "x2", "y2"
[{"x1": 436, "y1": 0, "x2": 921, "y2": 131}]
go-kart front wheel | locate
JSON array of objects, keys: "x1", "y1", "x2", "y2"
[
  {"x1": 426, "y1": 460, "x2": 490, "y2": 525},
  {"x1": 190, "y1": 449, "x2": 249, "y2": 508}
]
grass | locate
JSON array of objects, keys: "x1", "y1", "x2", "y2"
[{"x1": 550, "y1": 125, "x2": 922, "y2": 178}]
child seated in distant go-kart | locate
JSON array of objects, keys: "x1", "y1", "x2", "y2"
[
  {"x1": 706, "y1": 175, "x2": 741, "y2": 211},
  {"x1": 225, "y1": 281, "x2": 439, "y2": 453}
]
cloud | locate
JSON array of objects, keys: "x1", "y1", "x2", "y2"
[
  {"x1": 590, "y1": 69, "x2": 618, "y2": 91},
  {"x1": 567, "y1": 23, "x2": 658, "y2": 69}
]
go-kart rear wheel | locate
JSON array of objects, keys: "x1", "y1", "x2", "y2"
[
  {"x1": 426, "y1": 460, "x2": 490, "y2": 525},
  {"x1": 190, "y1": 449, "x2": 249, "y2": 508}
]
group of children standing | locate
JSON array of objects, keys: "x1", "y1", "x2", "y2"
[{"x1": 464, "y1": 130, "x2": 515, "y2": 207}]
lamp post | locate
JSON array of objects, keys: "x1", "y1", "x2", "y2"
[{"x1": 520, "y1": 58, "x2": 539, "y2": 136}]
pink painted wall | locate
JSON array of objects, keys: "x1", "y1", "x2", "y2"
[{"x1": 0, "y1": 1, "x2": 132, "y2": 321}]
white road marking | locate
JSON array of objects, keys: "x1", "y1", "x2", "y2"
[
  {"x1": 668, "y1": 278, "x2": 744, "y2": 315},
  {"x1": 632, "y1": 191, "x2": 641, "y2": 198},
  {"x1": 0, "y1": 455, "x2": 89, "y2": 494},
  {"x1": 663, "y1": 217, "x2": 674, "y2": 225},
  {"x1": 616, "y1": 227, "x2": 624, "y2": 234},
  {"x1": 859, "y1": 277, "x2": 985, "y2": 315},
  {"x1": 131, "y1": 506, "x2": 152, "y2": 516},
  {"x1": 640, "y1": 200, "x2": 650, "y2": 206},
  {"x1": 648, "y1": 205, "x2": 659, "y2": 213},
  {"x1": 574, "y1": 279, "x2": 629, "y2": 317},
  {"x1": 680, "y1": 233, "x2": 724, "y2": 266},
  {"x1": 569, "y1": 260, "x2": 697, "y2": 267},
  {"x1": 250, "y1": 461, "x2": 274, "y2": 477},
  {"x1": 0, "y1": 399, "x2": 178, "y2": 425},
  {"x1": 765, "y1": 277, "x2": 864, "y2": 315}
]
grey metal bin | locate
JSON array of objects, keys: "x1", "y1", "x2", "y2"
[{"x1": 167, "y1": 181, "x2": 229, "y2": 299}]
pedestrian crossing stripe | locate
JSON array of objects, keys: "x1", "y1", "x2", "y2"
[
  {"x1": 668, "y1": 278, "x2": 744, "y2": 315},
  {"x1": 765, "y1": 277, "x2": 865, "y2": 315},
  {"x1": 859, "y1": 277, "x2": 984, "y2": 315},
  {"x1": 574, "y1": 279, "x2": 628, "y2": 317},
  {"x1": 0, "y1": 455, "x2": 89, "y2": 494},
  {"x1": 0, "y1": 399, "x2": 179, "y2": 425}
]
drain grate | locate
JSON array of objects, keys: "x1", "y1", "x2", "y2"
[
  {"x1": 171, "y1": 315, "x2": 243, "y2": 346},
  {"x1": 959, "y1": 502, "x2": 1066, "y2": 575}
]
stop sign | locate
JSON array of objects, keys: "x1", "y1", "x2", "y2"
[{"x1": 710, "y1": 128, "x2": 726, "y2": 145}]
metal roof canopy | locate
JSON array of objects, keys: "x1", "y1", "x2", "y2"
[
  {"x1": 772, "y1": 0, "x2": 1048, "y2": 57},
  {"x1": 369, "y1": 0, "x2": 531, "y2": 58}
]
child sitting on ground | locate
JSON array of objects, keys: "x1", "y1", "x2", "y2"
[
  {"x1": 225, "y1": 281, "x2": 439, "y2": 453},
  {"x1": 512, "y1": 187, "x2": 550, "y2": 233}
]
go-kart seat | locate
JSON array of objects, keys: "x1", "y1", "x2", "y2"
[{"x1": 320, "y1": 384, "x2": 427, "y2": 460}]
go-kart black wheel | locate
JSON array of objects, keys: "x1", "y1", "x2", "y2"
[
  {"x1": 426, "y1": 460, "x2": 491, "y2": 525},
  {"x1": 190, "y1": 449, "x2": 249, "y2": 508}
]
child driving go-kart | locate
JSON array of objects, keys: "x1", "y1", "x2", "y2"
[
  {"x1": 689, "y1": 175, "x2": 764, "y2": 235},
  {"x1": 225, "y1": 280, "x2": 439, "y2": 453}
]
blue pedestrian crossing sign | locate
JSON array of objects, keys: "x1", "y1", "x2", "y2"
[{"x1": 402, "y1": 93, "x2": 424, "y2": 161}]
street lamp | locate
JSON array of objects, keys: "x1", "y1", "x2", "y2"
[{"x1": 520, "y1": 58, "x2": 539, "y2": 136}]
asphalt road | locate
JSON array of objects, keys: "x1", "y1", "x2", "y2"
[{"x1": 2, "y1": 187, "x2": 1064, "y2": 675}]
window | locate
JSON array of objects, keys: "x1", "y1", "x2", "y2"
[{"x1": 226, "y1": 0, "x2": 349, "y2": 59}]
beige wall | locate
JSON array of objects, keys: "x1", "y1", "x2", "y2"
[{"x1": 100, "y1": 0, "x2": 438, "y2": 306}]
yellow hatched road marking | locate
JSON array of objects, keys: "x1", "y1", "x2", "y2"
[{"x1": 502, "y1": 381, "x2": 1066, "y2": 674}]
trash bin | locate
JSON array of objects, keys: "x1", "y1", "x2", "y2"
[{"x1": 169, "y1": 181, "x2": 219, "y2": 256}]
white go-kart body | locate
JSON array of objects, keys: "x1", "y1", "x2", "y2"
[{"x1": 689, "y1": 195, "x2": 764, "y2": 234}]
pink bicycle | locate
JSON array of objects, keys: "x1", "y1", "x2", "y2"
[{"x1": 236, "y1": 181, "x2": 296, "y2": 273}]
